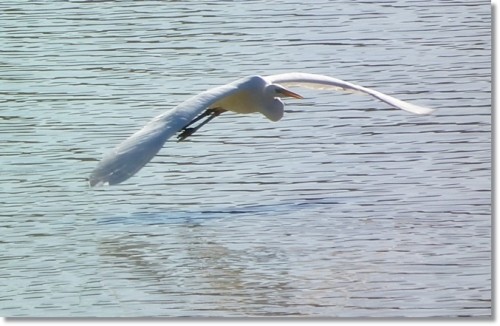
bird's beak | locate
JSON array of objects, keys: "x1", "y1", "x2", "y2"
[{"x1": 277, "y1": 87, "x2": 304, "y2": 99}]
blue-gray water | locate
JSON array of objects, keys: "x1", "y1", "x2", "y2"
[{"x1": 0, "y1": 0, "x2": 490, "y2": 317}]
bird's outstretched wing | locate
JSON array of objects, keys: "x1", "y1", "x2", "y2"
[
  {"x1": 89, "y1": 80, "x2": 246, "y2": 186},
  {"x1": 265, "y1": 72, "x2": 434, "y2": 115}
]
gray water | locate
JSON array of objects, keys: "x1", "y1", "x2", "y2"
[{"x1": 0, "y1": 0, "x2": 491, "y2": 318}]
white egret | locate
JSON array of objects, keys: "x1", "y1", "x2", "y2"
[{"x1": 89, "y1": 72, "x2": 434, "y2": 186}]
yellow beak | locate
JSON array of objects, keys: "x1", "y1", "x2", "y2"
[{"x1": 277, "y1": 87, "x2": 304, "y2": 99}]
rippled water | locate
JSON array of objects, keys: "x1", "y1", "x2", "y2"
[{"x1": 0, "y1": 0, "x2": 491, "y2": 318}]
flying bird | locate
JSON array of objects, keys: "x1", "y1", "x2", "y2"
[{"x1": 89, "y1": 72, "x2": 434, "y2": 186}]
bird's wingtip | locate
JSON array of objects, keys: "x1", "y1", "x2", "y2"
[
  {"x1": 88, "y1": 176, "x2": 110, "y2": 188},
  {"x1": 412, "y1": 106, "x2": 436, "y2": 115}
]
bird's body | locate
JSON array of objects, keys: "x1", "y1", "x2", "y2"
[
  {"x1": 211, "y1": 76, "x2": 266, "y2": 114},
  {"x1": 89, "y1": 72, "x2": 434, "y2": 186}
]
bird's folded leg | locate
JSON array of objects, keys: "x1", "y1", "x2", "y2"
[
  {"x1": 180, "y1": 108, "x2": 214, "y2": 130},
  {"x1": 177, "y1": 107, "x2": 227, "y2": 142}
]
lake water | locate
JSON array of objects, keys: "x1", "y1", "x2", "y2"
[{"x1": 0, "y1": 0, "x2": 491, "y2": 318}]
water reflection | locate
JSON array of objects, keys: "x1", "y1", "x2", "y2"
[
  {"x1": 98, "y1": 222, "x2": 335, "y2": 316},
  {"x1": 0, "y1": 0, "x2": 490, "y2": 318}
]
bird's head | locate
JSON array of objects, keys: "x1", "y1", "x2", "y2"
[{"x1": 262, "y1": 84, "x2": 303, "y2": 122}]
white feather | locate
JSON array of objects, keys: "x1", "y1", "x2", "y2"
[
  {"x1": 90, "y1": 72, "x2": 434, "y2": 186},
  {"x1": 89, "y1": 79, "x2": 245, "y2": 186},
  {"x1": 265, "y1": 72, "x2": 434, "y2": 115}
]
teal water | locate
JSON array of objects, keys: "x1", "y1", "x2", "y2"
[{"x1": 0, "y1": 0, "x2": 491, "y2": 317}]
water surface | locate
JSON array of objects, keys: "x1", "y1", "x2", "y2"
[{"x1": 0, "y1": 0, "x2": 491, "y2": 317}]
